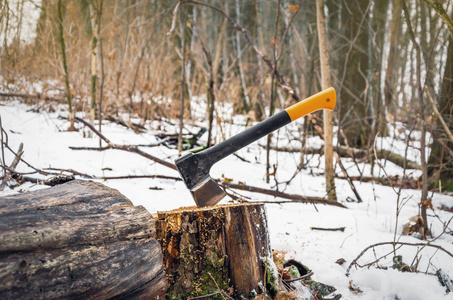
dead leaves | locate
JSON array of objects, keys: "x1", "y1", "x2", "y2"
[
  {"x1": 402, "y1": 215, "x2": 430, "y2": 240},
  {"x1": 348, "y1": 280, "x2": 362, "y2": 295},
  {"x1": 421, "y1": 198, "x2": 434, "y2": 210}
]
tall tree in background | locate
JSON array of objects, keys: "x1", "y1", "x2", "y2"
[
  {"x1": 57, "y1": 0, "x2": 76, "y2": 131},
  {"x1": 316, "y1": 0, "x2": 336, "y2": 201},
  {"x1": 337, "y1": 0, "x2": 370, "y2": 147},
  {"x1": 88, "y1": 0, "x2": 100, "y2": 136},
  {"x1": 402, "y1": 0, "x2": 429, "y2": 233},
  {"x1": 384, "y1": 0, "x2": 402, "y2": 120},
  {"x1": 369, "y1": 0, "x2": 390, "y2": 139},
  {"x1": 34, "y1": 0, "x2": 48, "y2": 52},
  {"x1": 428, "y1": 7, "x2": 453, "y2": 191},
  {"x1": 266, "y1": 0, "x2": 280, "y2": 184},
  {"x1": 178, "y1": 6, "x2": 187, "y2": 155},
  {"x1": 235, "y1": 0, "x2": 250, "y2": 112}
]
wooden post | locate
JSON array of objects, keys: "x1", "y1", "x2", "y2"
[
  {"x1": 155, "y1": 203, "x2": 277, "y2": 299},
  {"x1": 0, "y1": 180, "x2": 168, "y2": 299}
]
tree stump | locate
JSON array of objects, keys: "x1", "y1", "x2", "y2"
[
  {"x1": 0, "y1": 180, "x2": 168, "y2": 299},
  {"x1": 155, "y1": 203, "x2": 277, "y2": 299}
]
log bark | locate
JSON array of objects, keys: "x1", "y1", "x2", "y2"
[
  {"x1": 0, "y1": 180, "x2": 168, "y2": 299},
  {"x1": 155, "y1": 203, "x2": 277, "y2": 299}
]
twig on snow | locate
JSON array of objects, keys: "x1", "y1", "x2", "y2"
[{"x1": 346, "y1": 241, "x2": 453, "y2": 277}]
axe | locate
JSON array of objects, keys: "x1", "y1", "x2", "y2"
[{"x1": 175, "y1": 87, "x2": 336, "y2": 207}]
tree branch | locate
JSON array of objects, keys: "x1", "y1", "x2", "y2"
[
  {"x1": 73, "y1": 117, "x2": 177, "y2": 170},
  {"x1": 217, "y1": 180, "x2": 347, "y2": 208},
  {"x1": 346, "y1": 241, "x2": 453, "y2": 277}
]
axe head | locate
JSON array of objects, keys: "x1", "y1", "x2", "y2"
[{"x1": 175, "y1": 152, "x2": 226, "y2": 207}]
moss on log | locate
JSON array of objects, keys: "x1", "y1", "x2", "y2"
[{"x1": 155, "y1": 203, "x2": 274, "y2": 299}]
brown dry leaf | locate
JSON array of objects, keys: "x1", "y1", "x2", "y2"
[
  {"x1": 404, "y1": 215, "x2": 426, "y2": 238},
  {"x1": 221, "y1": 174, "x2": 233, "y2": 182},
  {"x1": 276, "y1": 291, "x2": 299, "y2": 299},
  {"x1": 288, "y1": 5, "x2": 300, "y2": 11},
  {"x1": 107, "y1": 50, "x2": 116, "y2": 61},
  {"x1": 421, "y1": 198, "x2": 433, "y2": 209},
  {"x1": 409, "y1": 215, "x2": 425, "y2": 228},
  {"x1": 335, "y1": 258, "x2": 346, "y2": 265},
  {"x1": 281, "y1": 268, "x2": 292, "y2": 280},
  {"x1": 387, "y1": 112, "x2": 394, "y2": 122},
  {"x1": 272, "y1": 250, "x2": 287, "y2": 266},
  {"x1": 349, "y1": 280, "x2": 363, "y2": 295}
]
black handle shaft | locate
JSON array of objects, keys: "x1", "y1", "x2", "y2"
[{"x1": 201, "y1": 110, "x2": 291, "y2": 168}]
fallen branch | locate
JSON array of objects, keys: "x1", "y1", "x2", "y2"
[
  {"x1": 310, "y1": 227, "x2": 345, "y2": 232},
  {"x1": 346, "y1": 241, "x2": 453, "y2": 277},
  {"x1": 43, "y1": 167, "x2": 96, "y2": 178},
  {"x1": 3, "y1": 143, "x2": 52, "y2": 176},
  {"x1": 100, "y1": 174, "x2": 182, "y2": 181},
  {"x1": 217, "y1": 180, "x2": 347, "y2": 208},
  {"x1": 282, "y1": 271, "x2": 314, "y2": 283},
  {"x1": 0, "y1": 92, "x2": 65, "y2": 103},
  {"x1": 12, "y1": 174, "x2": 75, "y2": 186},
  {"x1": 336, "y1": 175, "x2": 420, "y2": 190},
  {"x1": 334, "y1": 151, "x2": 362, "y2": 203},
  {"x1": 105, "y1": 114, "x2": 146, "y2": 133},
  {"x1": 74, "y1": 117, "x2": 177, "y2": 171},
  {"x1": 9, "y1": 143, "x2": 24, "y2": 170},
  {"x1": 262, "y1": 144, "x2": 421, "y2": 170}
]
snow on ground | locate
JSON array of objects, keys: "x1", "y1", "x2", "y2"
[{"x1": 1, "y1": 100, "x2": 453, "y2": 300}]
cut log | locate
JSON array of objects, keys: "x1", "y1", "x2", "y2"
[
  {"x1": 0, "y1": 180, "x2": 168, "y2": 299},
  {"x1": 155, "y1": 203, "x2": 278, "y2": 299}
]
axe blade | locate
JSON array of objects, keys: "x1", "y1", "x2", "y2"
[{"x1": 191, "y1": 176, "x2": 226, "y2": 207}]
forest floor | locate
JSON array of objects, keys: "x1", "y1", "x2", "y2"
[{"x1": 1, "y1": 96, "x2": 453, "y2": 299}]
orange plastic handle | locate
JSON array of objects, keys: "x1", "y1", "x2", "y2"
[{"x1": 285, "y1": 87, "x2": 336, "y2": 121}]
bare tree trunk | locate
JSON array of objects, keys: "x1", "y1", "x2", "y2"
[
  {"x1": 185, "y1": 6, "x2": 196, "y2": 104},
  {"x1": 254, "y1": 0, "x2": 267, "y2": 122},
  {"x1": 428, "y1": 11, "x2": 453, "y2": 191},
  {"x1": 57, "y1": 0, "x2": 76, "y2": 131},
  {"x1": 266, "y1": 0, "x2": 280, "y2": 184},
  {"x1": 384, "y1": 0, "x2": 402, "y2": 117},
  {"x1": 316, "y1": 0, "x2": 337, "y2": 201},
  {"x1": 97, "y1": 0, "x2": 104, "y2": 146},
  {"x1": 89, "y1": 1, "x2": 99, "y2": 137},
  {"x1": 13, "y1": 0, "x2": 24, "y2": 65},
  {"x1": 235, "y1": 0, "x2": 250, "y2": 112},
  {"x1": 34, "y1": 0, "x2": 47, "y2": 51},
  {"x1": 178, "y1": 9, "x2": 187, "y2": 155},
  {"x1": 402, "y1": 0, "x2": 429, "y2": 235}
]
